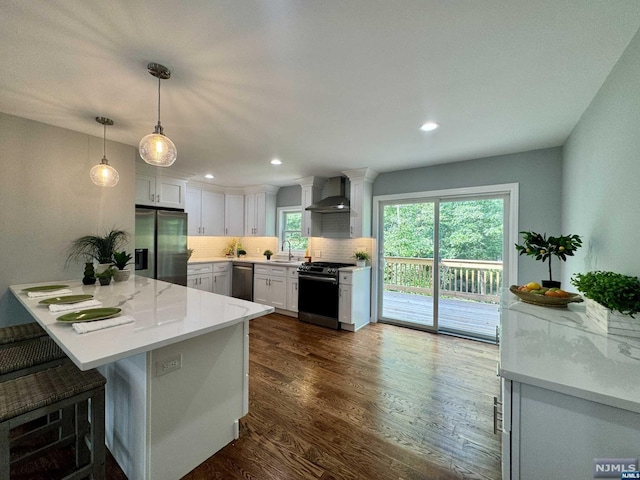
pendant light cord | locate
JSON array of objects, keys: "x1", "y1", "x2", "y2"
[
  {"x1": 157, "y1": 76, "x2": 162, "y2": 128},
  {"x1": 103, "y1": 123, "x2": 107, "y2": 159}
]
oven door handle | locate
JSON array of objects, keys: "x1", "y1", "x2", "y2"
[{"x1": 298, "y1": 274, "x2": 338, "y2": 284}]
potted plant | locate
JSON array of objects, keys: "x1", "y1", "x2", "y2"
[
  {"x1": 66, "y1": 228, "x2": 129, "y2": 273},
  {"x1": 354, "y1": 251, "x2": 370, "y2": 267},
  {"x1": 515, "y1": 231, "x2": 582, "y2": 288},
  {"x1": 571, "y1": 271, "x2": 640, "y2": 337},
  {"x1": 263, "y1": 249, "x2": 273, "y2": 261},
  {"x1": 224, "y1": 238, "x2": 238, "y2": 257},
  {"x1": 112, "y1": 250, "x2": 132, "y2": 282},
  {"x1": 96, "y1": 266, "x2": 114, "y2": 286},
  {"x1": 82, "y1": 261, "x2": 96, "y2": 285},
  {"x1": 237, "y1": 249, "x2": 247, "y2": 257}
]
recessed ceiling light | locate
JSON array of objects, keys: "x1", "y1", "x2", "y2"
[
  {"x1": 420, "y1": 122, "x2": 440, "y2": 132},
  {"x1": 270, "y1": 158, "x2": 282, "y2": 165},
  {"x1": 205, "y1": 174, "x2": 214, "y2": 179}
]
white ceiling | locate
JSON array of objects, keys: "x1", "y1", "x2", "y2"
[{"x1": 2, "y1": 1, "x2": 640, "y2": 187}]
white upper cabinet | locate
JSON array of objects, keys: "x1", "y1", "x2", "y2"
[
  {"x1": 186, "y1": 186, "x2": 224, "y2": 236},
  {"x1": 244, "y1": 188, "x2": 278, "y2": 237},
  {"x1": 343, "y1": 168, "x2": 378, "y2": 238},
  {"x1": 135, "y1": 168, "x2": 188, "y2": 209},
  {"x1": 298, "y1": 177, "x2": 324, "y2": 238},
  {"x1": 224, "y1": 194, "x2": 244, "y2": 237}
]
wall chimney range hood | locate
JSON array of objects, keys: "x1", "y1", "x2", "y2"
[{"x1": 305, "y1": 177, "x2": 350, "y2": 213}]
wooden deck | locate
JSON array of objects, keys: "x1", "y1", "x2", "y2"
[{"x1": 382, "y1": 290, "x2": 499, "y2": 340}]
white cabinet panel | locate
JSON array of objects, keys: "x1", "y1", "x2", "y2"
[
  {"x1": 187, "y1": 187, "x2": 224, "y2": 236},
  {"x1": 338, "y1": 267, "x2": 370, "y2": 331},
  {"x1": 244, "y1": 192, "x2": 276, "y2": 236},
  {"x1": 253, "y1": 267, "x2": 287, "y2": 309},
  {"x1": 224, "y1": 194, "x2": 244, "y2": 237},
  {"x1": 287, "y1": 267, "x2": 298, "y2": 312},
  {"x1": 136, "y1": 173, "x2": 187, "y2": 209}
]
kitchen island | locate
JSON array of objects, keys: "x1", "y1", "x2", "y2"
[
  {"x1": 499, "y1": 291, "x2": 640, "y2": 479},
  {"x1": 10, "y1": 276, "x2": 274, "y2": 480}
]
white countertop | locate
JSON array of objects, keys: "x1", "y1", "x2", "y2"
[
  {"x1": 500, "y1": 290, "x2": 640, "y2": 413},
  {"x1": 189, "y1": 257, "x2": 303, "y2": 267},
  {"x1": 10, "y1": 276, "x2": 274, "y2": 370}
]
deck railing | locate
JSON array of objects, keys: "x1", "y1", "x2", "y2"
[{"x1": 383, "y1": 257, "x2": 502, "y2": 303}]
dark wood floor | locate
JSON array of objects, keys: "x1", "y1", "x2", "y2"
[{"x1": 15, "y1": 313, "x2": 501, "y2": 479}]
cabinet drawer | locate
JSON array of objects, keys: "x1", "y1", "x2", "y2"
[
  {"x1": 339, "y1": 271, "x2": 353, "y2": 285},
  {"x1": 213, "y1": 262, "x2": 231, "y2": 273},
  {"x1": 288, "y1": 267, "x2": 299, "y2": 279},
  {"x1": 187, "y1": 263, "x2": 213, "y2": 275},
  {"x1": 254, "y1": 264, "x2": 287, "y2": 277}
]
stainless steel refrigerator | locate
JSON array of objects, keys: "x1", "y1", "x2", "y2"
[{"x1": 134, "y1": 207, "x2": 188, "y2": 286}]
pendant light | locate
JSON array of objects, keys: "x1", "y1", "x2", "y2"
[
  {"x1": 90, "y1": 117, "x2": 119, "y2": 187},
  {"x1": 139, "y1": 62, "x2": 177, "y2": 167}
]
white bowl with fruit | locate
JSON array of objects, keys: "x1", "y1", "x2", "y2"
[{"x1": 510, "y1": 282, "x2": 583, "y2": 307}]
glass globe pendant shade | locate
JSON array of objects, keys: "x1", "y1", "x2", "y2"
[
  {"x1": 90, "y1": 158, "x2": 119, "y2": 187},
  {"x1": 139, "y1": 131, "x2": 177, "y2": 167}
]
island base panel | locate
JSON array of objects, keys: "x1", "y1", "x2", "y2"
[{"x1": 101, "y1": 323, "x2": 247, "y2": 480}]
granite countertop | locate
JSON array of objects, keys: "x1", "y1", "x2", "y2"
[
  {"x1": 500, "y1": 289, "x2": 640, "y2": 413},
  {"x1": 10, "y1": 276, "x2": 274, "y2": 370}
]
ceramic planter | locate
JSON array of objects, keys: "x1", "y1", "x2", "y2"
[
  {"x1": 585, "y1": 298, "x2": 640, "y2": 338},
  {"x1": 113, "y1": 269, "x2": 130, "y2": 282}
]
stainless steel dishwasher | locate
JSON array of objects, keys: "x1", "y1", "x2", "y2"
[{"x1": 232, "y1": 262, "x2": 254, "y2": 301}]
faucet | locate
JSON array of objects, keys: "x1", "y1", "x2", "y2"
[{"x1": 283, "y1": 240, "x2": 293, "y2": 261}]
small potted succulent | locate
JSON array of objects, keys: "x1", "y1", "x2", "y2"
[
  {"x1": 263, "y1": 249, "x2": 273, "y2": 261},
  {"x1": 515, "y1": 231, "x2": 582, "y2": 288},
  {"x1": 237, "y1": 249, "x2": 247, "y2": 257},
  {"x1": 354, "y1": 251, "x2": 370, "y2": 267},
  {"x1": 112, "y1": 250, "x2": 132, "y2": 282},
  {"x1": 96, "y1": 266, "x2": 114, "y2": 286}
]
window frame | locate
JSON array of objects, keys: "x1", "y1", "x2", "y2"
[{"x1": 277, "y1": 206, "x2": 307, "y2": 254}]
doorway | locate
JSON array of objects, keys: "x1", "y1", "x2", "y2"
[{"x1": 375, "y1": 184, "x2": 517, "y2": 342}]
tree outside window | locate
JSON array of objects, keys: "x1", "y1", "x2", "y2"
[{"x1": 280, "y1": 209, "x2": 307, "y2": 252}]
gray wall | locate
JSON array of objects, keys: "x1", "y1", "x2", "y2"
[
  {"x1": 562, "y1": 27, "x2": 640, "y2": 286},
  {"x1": 276, "y1": 184, "x2": 301, "y2": 207},
  {"x1": 0, "y1": 113, "x2": 136, "y2": 326},
  {"x1": 373, "y1": 148, "x2": 563, "y2": 284}
]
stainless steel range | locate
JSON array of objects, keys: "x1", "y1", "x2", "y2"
[{"x1": 297, "y1": 261, "x2": 355, "y2": 330}]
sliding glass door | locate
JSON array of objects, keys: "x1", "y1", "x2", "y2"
[
  {"x1": 380, "y1": 201, "x2": 437, "y2": 330},
  {"x1": 378, "y1": 191, "x2": 508, "y2": 342}
]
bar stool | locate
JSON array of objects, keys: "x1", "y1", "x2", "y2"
[
  {"x1": 0, "y1": 322, "x2": 46, "y2": 349},
  {"x1": 0, "y1": 361, "x2": 106, "y2": 479},
  {"x1": 0, "y1": 336, "x2": 67, "y2": 382}
]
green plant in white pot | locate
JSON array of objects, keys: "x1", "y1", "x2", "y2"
[
  {"x1": 571, "y1": 271, "x2": 640, "y2": 337},
  {"x1": 112, "y1": 250, "x2": 133, "y2": 282},
  {"x1": 354, "y1": 251, "x2": 370, "y2": 267},
  {"x1": 66, "y1": 228, "x2": 129, "y2": 274}
]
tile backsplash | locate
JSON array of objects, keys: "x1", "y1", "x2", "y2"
[{"x1": 188, "y1": 235, "x2": 375, "y2": 263}]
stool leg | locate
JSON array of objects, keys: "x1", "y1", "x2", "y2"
[
  {"x1": 75, "y1": 399, "x2": 90, "y2": 468},
  {"x1": 90, "y1": 387, "x2": 106, "y2": 480},
  {"x1": 0, "y1": 422, "x2": 9, "y2": 480}
]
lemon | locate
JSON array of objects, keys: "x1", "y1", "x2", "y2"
[{"x1": 526, "y1": 281, "x2": 541, "y2": 290}]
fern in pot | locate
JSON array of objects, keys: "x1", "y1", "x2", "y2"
[
  {"x1": 571, "y1": 271, "x2": 640, "y2": 337},
  {"x1": 66, "y1": 228, "x2": 129, "y2": 274}
]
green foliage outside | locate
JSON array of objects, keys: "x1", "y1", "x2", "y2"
[
  {"x1": 383, "y1": 199, "x2": 503, "y2": 260},
  {"x1": 282, "y1": 212, "x2": 307, "y2": 251}
]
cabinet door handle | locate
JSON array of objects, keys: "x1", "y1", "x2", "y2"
[
  {"x1": 202, "y1": 227, "x2": 205, "y2": 235},
  {"x1": 496, "y1": 326, "x2": 500, "y2": 345},
  {"x1": 225, "y1": 228, "x2": 228, "y2": 235},
  {"x1": 151, "y1": 193, "x2": 155, "y2": 202},
  {"x1": 157, "y1": 195, "x2": 160, "y2": 203},
  {"x1": 493, "y1": 396, "x2": 502, "y2": 435}
]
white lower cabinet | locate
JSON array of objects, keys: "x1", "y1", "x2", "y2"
[
  {"x1": 253, "y1": 264, "x2": 287, "y2": 309},
  {"x1": 187, "y1": 263, "x2": 213, "y2": 292},
  {"x1": 501, "y1": 380, "x2": 640, "y2": 480},
  {"x1": 212, "y1": 262, "x2": 231, "y2": 296},
  {"x1": 286, "y1": 267, "x2": 298, "y2": 312},
  {"x1": 338, "y1": 268, "x2": 370, "y2": 331}
]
